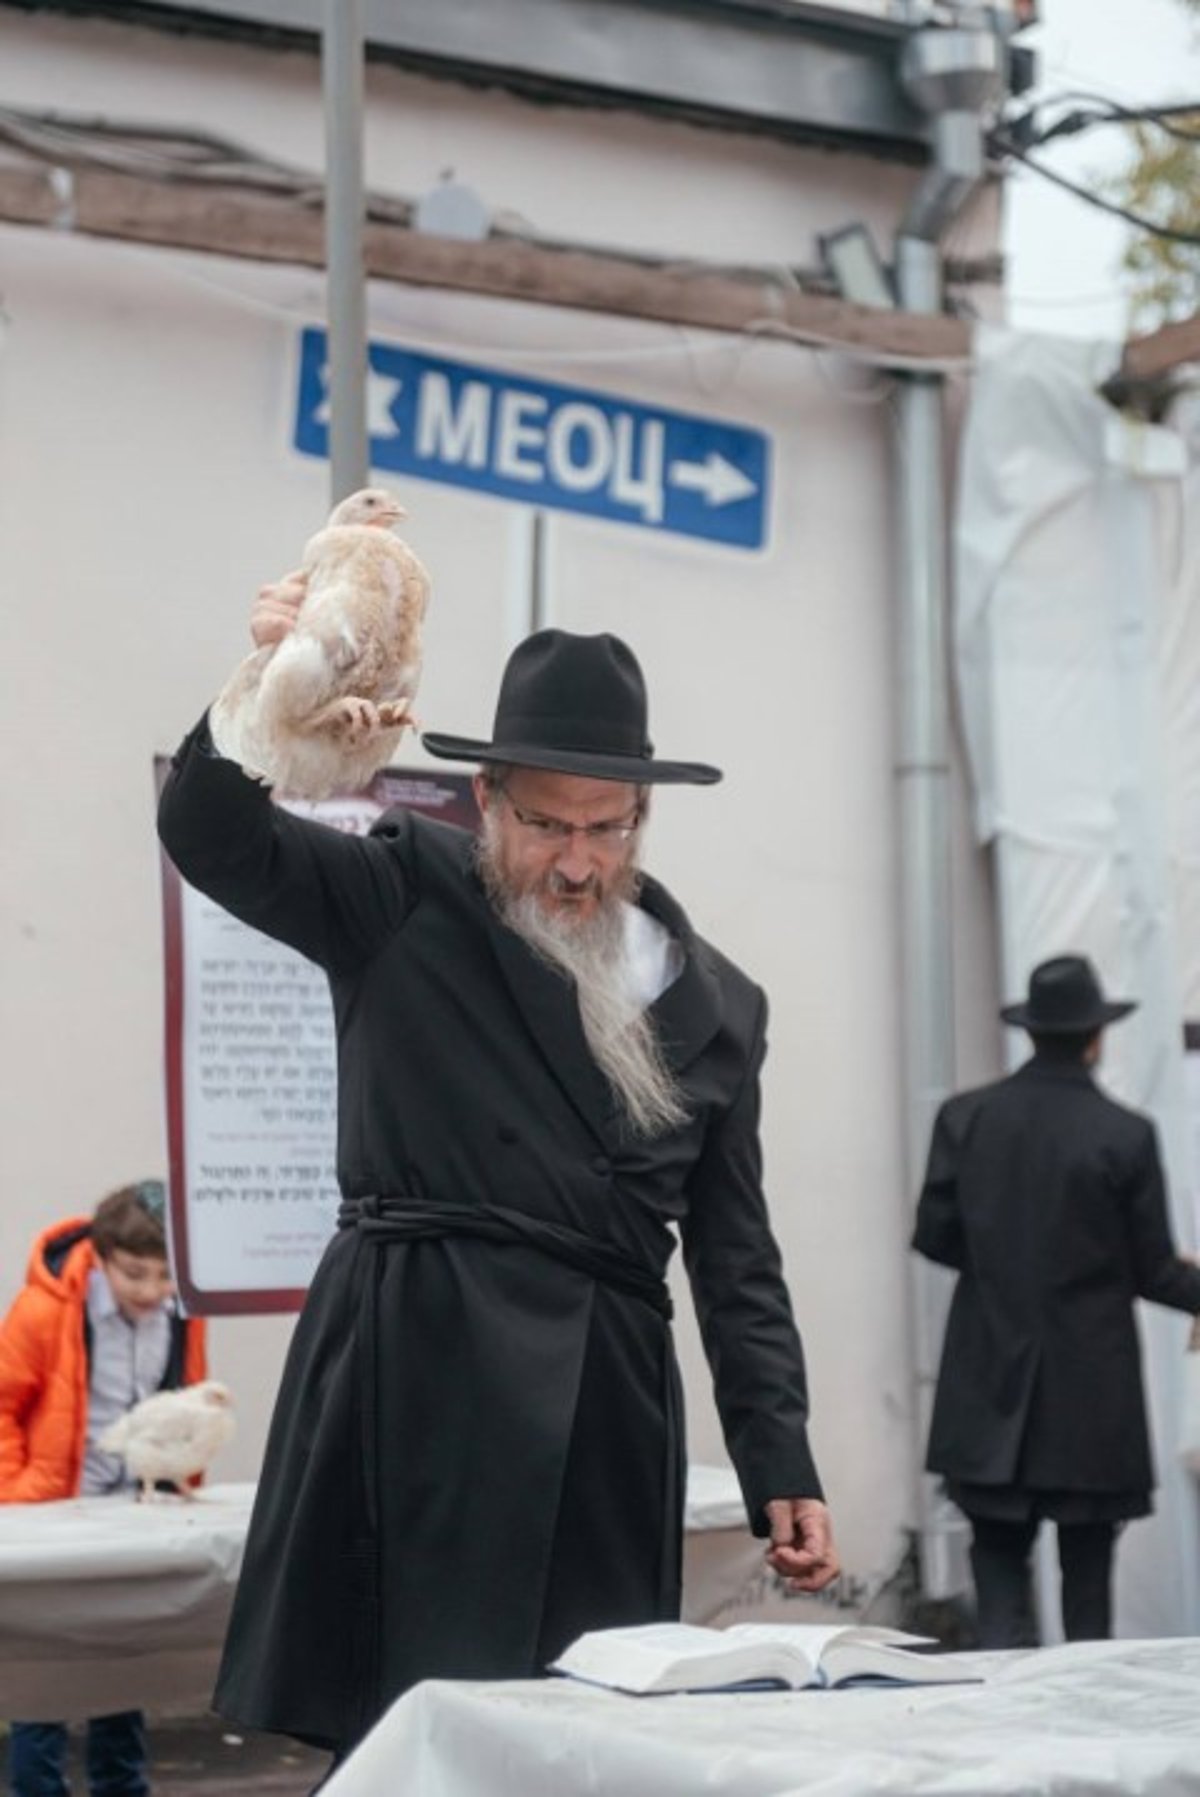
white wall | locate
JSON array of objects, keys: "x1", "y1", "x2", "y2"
[{"x1": 0, "y1": 9, "x2": 1002, "y2": 1599}]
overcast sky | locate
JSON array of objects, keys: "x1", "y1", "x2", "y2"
[{"x1": 1004, "y1": 0, "x2": 1200, "y2": 341}]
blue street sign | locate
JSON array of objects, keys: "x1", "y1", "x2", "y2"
[{"x1": 293, "y1": 328, "x2": 770, "y2": 551}]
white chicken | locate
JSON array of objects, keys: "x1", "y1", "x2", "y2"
[
  {"x1": 210, "y1": 487, "x2": 431, "y2": 799},
  {"x1": 98, "y1": 1379, "x2": 236, "y2": 1500}
]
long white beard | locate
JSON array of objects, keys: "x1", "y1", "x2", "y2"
[{"x1": 477, "y1": 822, "x2": 689, "y2": 1139}]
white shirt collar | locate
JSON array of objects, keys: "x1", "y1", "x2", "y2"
[{"x1": 622, "y1": 901, "x2": 683, "y2": 1010}]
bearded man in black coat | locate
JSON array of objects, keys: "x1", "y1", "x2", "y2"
[
  {"x1": 914, "y1": 954, "x2": 1200, "y2": 1648},
  {"x1": 158, "y1": 591, "x2": 839, "y2": 1774}
]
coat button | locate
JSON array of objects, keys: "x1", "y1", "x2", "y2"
[
  {"x1": 497, "y1": 1123, "x2": 519, "y2": 1144},
  {"x1": 591, "y1": 1154, "x2": 611, "y2": 1175}
]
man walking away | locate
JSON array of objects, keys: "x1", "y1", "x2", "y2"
[{"x1": 913, "y1": 954, "x2": 1200, "y2": 1647}]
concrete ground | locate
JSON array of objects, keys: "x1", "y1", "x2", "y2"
[{"x1": 53, "y1": 1714, "x2": 331, "y2": 1795}]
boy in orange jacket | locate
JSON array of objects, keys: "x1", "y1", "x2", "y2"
[{"x1": 0, "y1": 1181, "x2": 207, "y2": 1796}]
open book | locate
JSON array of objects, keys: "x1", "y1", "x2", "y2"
[{"x1": 550, "y1": 1622, "x2": 982, "y2": 1696}]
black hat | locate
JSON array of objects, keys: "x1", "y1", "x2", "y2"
[
  {"x1": 422, "y1": 629, "x2": 722, "y2": 785},
  {"x1": 999, "y1": 955, "x2": 1137, "y2": 1034}
]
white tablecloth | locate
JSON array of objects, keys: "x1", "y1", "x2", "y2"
[
  {"x1": 322, "y1": 1639, "x2": 1200, "y2": 1797},
  {"x1": 0, "y1": 1467, "x2": 781, "y2": 1720},
  {"x1": 0, "y1": 1483, "x2": 255, "y2": 1718}
]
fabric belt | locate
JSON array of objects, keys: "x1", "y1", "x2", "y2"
[
  {"x1": 338, "y1": 1194, "x2": 673, "y2": 1320},
  {"x1": 339, "y1": 1191, "x2": 682, "y2": 1669}
]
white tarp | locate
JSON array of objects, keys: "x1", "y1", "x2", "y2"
[
  {"x1": 321, "y1": 1638, "x2": 1200, "y2": 1797},
  {"x1": 954, "y1": 323, "x2": 1200, "y2": 1638}
]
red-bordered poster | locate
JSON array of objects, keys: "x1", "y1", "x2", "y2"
[{"x1": 156, "y1": 762, "x2": 478, "y2": 1315}]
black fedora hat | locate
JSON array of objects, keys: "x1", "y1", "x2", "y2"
[
  {"x1": 999, "y1": 955, "x2": 1137, "y2": 1034},
  {"x1": 422, "y1": 629, "x2": 722, "y2": 786}
]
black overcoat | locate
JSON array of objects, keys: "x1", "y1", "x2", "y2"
[
  {"x1": 913, "y1": 1057, "x2": 1200, "y2": 1499},
  {"x1": 158, "y1": 721, "x2": 822, "y2": 1750}
]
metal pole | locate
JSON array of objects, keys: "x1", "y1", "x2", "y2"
[
  {"x1": 530, "y1": 512, "x2": 549, "y2": 632},
  {"x1": 894, "y1": 230, "x2": 963, "y2": 1600},
  {"x1": 322, "y1": 0, "x2": 369, "y2": 502},
  {"x1": 893, "y1": 19, "x2": 1003, "y2": 1600}
]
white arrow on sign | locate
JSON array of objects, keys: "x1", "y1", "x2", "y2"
[{"x1": 667, "y1": 452, "x2": 757, "y2": 507}]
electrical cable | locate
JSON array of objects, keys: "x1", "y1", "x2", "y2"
[
  {"x1": 0, "y1": 102, "x2": 1002, "y2": 320},
  {"x1": 993, "y1": 134, "x2": 1200, "y2": 248},
  {"x1": 740, "y1": 316, "x2": 972, "y2": 375},
  {"x1": 0, "y1": 102, "x2": 983, "y2": 376},
  {"x1": 1008, "y1": 289, "x2": 1136, "y2": 310},
  {"x1": 0, "y1": 104, "x2": 408, "y2": 220},
  {"x1": 1007, "y1": 92, "x2": 1200, "y2": 150},
  {"x1": 0, "y1": 104, "x2": 851, "y2": 298}
]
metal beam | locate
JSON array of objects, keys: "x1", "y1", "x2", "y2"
[{"x1": 1, "y1": 0, "x2": 927, "y2": 156}]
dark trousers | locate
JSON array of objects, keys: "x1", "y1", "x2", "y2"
[
  {"x1": 7, "y1": 1712, "x2": 148, "y2": 1797},
  {"x1": 968, "y1": 1514, "x2": 1116, "y2": 1648}
]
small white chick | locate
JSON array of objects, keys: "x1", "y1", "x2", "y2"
[
  {"x1": 210, "y1": 487, "x2": 431, "y2": 799},
  {"x1": 98, "y1": 1379, "x2": 236, "y2": 1501}
]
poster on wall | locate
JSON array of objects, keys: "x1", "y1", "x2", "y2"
[{"x1": 156, "y1": 761, "x2": 478, "y2": 1315}]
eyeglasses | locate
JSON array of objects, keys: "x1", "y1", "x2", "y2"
[{"x1": 502, "y1": 793, "x2": 643, "y2": 847}]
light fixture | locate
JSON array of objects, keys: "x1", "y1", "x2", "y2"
[
  {"x1": 819, "y1": 224, "x2": 897, "y2": 310},
  {"x1": 414, "y1": 172, "x2": 491, "y2": 242}
]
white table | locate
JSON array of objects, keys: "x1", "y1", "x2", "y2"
[
  {"x1": 322, "y1": 1638, "x2": 1200, "y2": 1797},
  {"x1": 0, "y1": 1468, "x2": 776, "y2": 1720},
  {"x1": 0, "y1": 1483, "x2": 254, "y2": 1719}
]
